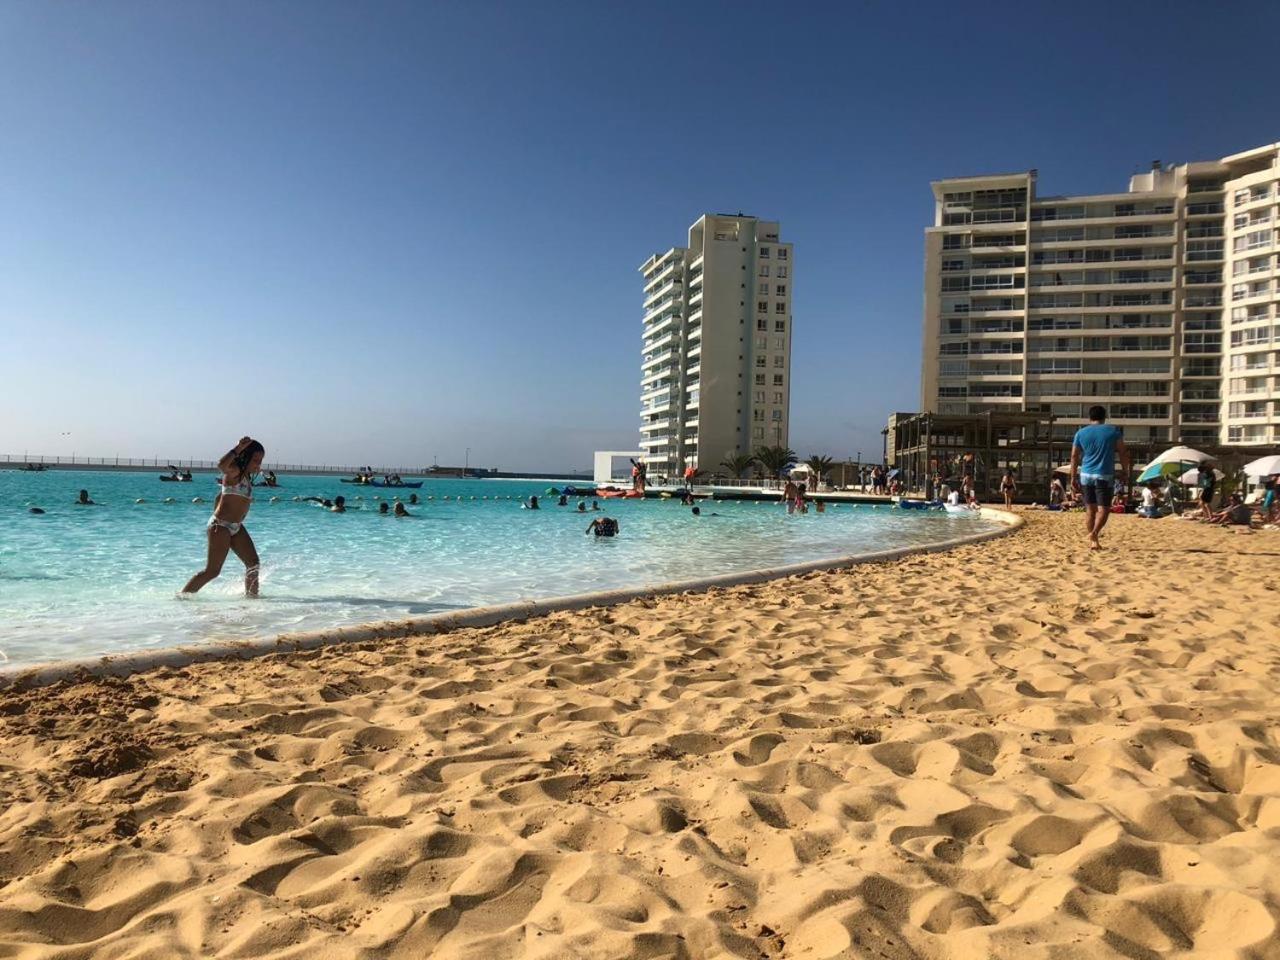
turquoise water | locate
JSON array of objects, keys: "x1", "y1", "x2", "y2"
[{"x1": 0, "y1": 470, "x2": 1001, "y2": 666}]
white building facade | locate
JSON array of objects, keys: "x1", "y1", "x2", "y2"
[
  {"x1": 638, "y1": 215, "x2": 793, "y2": 479},
  {"x1": 922, "y1": 142, "x2": 1280, "y2": 447}
]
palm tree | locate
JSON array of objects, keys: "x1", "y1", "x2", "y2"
[
  {"x1": 754, "y1": 445, "x2": 798, "y2": 480},
  {"x1": 804, "y1": 455, "x2": 834, "y2": 485},
  {"x1": 719, "y1": 453, "x2": 757, "y2": 479}
]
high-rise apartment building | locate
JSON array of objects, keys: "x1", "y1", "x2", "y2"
[
  {"x1": 922, "y1": 142, "x2": 1280, "y2": 447},
  {"x1": 638, "y1": 215, "x2": 793, "y2": 478}
]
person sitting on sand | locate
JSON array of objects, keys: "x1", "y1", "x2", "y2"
[
  {"x1": 76, "y1": 489, "x2": 95, "y2": 505},
  {"x1": 1207, "y1": 494, "x2": 1254, "y2": 527},
  {"x1": 587, "y1": 516, "x2": 619, "y2": 537},
  {"x1": 394, "y1": 502, "x2": 411, "y2": 517},
  {"x1": 1137, "y1": 482, "x2": 1163, "y2": 519}
]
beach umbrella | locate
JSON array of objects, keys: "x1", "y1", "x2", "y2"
[
  {"x1": 1243, "y1": 454, "x2": 1280, "y2": 478},
  {"x1": 1052, "y1": 464, "x2": 1073, "y2": 476},
  {"x1": 1147, "y1": 445, "x2": 1211, "y2": 466},
  {"x1": 1179, "y1": 467, "x2": 1223, "y2": 485},
  {"x1": 1136, "y1": 461, "x2": 1181, "y2": 483},
  {"x1": 886, "y1": 468, "x2": 901, "y2": 479}
]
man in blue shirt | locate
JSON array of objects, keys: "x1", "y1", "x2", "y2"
[{"x1": 1069, "y1": 405, "x2": 1131, "y2": 550}]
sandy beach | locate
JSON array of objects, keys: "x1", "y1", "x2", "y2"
[{"x1": 1, "y1": 511, "x2": 1278, "y2": 959}]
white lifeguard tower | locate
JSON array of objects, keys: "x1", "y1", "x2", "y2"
[{"x1": 594, "y1": 451, "x2": 643, "y2": 485}]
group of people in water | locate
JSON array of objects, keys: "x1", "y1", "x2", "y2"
[{"x1": 350, "y1": 468, "x2": 404, "y2": 485}]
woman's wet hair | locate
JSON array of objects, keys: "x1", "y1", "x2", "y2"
[{"x1": 232, "y1": 440, "x2": 266, "y2": 480}]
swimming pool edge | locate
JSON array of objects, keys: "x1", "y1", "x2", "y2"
[{"x1": 0, "y1": 508, "x2": 1023, "y2": 690}]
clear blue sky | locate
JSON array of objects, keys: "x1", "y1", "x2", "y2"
[{"x1": 2, "y1": 2, "x2": 1276, "y2": 471}]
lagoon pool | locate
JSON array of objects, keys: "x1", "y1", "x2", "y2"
[{"x1": 0, "y1": 470, "x2": 1002, "y2": 666}]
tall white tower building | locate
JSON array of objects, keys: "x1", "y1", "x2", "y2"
[{"x1": 638, "y1": 215, "x2": 793, "y2": 479}]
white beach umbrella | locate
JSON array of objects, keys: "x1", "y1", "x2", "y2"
[
  {"x1": 1052, "y1": 464, "x2": 1073, "y2": 476},
  {"x1": 1179, "y1": 467, "x2": 1224, "y2": 484},
  {"x1": 1243, "y1": 454, "x2": 1280, "y2": 477},
  {"x1": 1147, "y1": 445, "x2": 1211, "y2": 466}
]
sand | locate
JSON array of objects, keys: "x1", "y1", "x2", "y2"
[{"x1": 1, "y1": 511, "x2": 1278, "y2": 959}]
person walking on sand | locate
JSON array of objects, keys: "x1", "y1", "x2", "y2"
[
  {"x1": 183, "y1": 436, "x2": 265, "y2": 596},
  {"x1": 1000, "y1": 469, "x2": 1017, "y2": 509},
  {"x1": 1068, "y1": 406, "x2": 1130, "y2": 551}
]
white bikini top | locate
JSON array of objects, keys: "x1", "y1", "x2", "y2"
[{"x1": 219, "y1": 474, "x2": 254, "y2": 501}]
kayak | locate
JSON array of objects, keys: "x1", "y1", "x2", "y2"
[
  {"x1": 560, "y1": 485, "x2": 597, "y2": 497},
  {"x1": 597, "y1": 488, "x2": 643, "y2": 499},
  {"x1": 159, "y1": 475, "x2": 192, "y2": 482}
]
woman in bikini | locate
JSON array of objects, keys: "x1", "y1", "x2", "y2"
[{"x1": 182, "y1": 436, "x2": 264, "y2": 596}]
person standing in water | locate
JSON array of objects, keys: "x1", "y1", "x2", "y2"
[
  {"x1": 1068, "y1": 406, "x2": 1130, "y2": 551},
  {"x1": 183, "y1": 436, "x2": 264, "y2": 596}
]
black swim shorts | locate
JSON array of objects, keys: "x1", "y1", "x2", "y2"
[{"x1": 1080, "y1": 479, "x2": 1113, "y2": 507}]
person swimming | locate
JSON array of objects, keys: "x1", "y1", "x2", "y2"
[
  {"x1": 577, "y1": 501, "x2": 586, "y2": 512},
  {"x1": 409, "y1": 493, "x2": 419, "y2": 505},
  {"x1": 379, "y1": 501, "x2": 390, "y2": 514},
  {"x1": 182, "y1": 436, "x2": 264, "y2": 597},
  {"x1": 331, "y1": 495, "x2": 346, "y2": 513},
  {"x1": 394, "y1": 502, "x2": 411, "y2": 517},
  {"x1": 587, "y1": 516, "x2": 619, "y2": 537},
  {"x1": 76, "y1": 489, "x2": 95, "y2": 505},
  {"x1": 525, "y1": 495, "x2": 540, "y2": 510}
]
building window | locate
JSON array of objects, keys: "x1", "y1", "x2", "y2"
[
  {"x1": 754, "y1": 390, "x2": 765, "y2": 402},
  {"x1": 777, "y1": 248, "x2": 787, "y2": 259},
  {"x1": 759, "y1": 247, "x2": 770, "y2": 258},
  {"x1": 758, "y1": 282, "x2": 768, "y2": 294},
  {"x1": 777, "y1": 266, "x2": 788, "y2": 278},
  {"x1": 755, "y1": 373, "x2": 765, "y2": 385},
  {"x1": 758, "y1": 265, "x2": 770, "y2": 276},
  {"x1": 775, "y1": 285, "x2": 786, "y2": 296},
  {"x1": 753, "y1": 410, "x2": 763, "y2": 421},
  {"x1": 773, "y1": 355, "x2": 784, "y2": 367},
  {"x1": 772, "y1": 391, "x2": 783, "y2": 403},
  {"x1": 773, "y1": 374, "x2": 784, "y2": 385},
  {"x1": 775, "y1": 320, "x2": 785, "y2": 332},
  {"x1": 775, "y1": 303, "x2": 786, "y2": 314},
  {"x1": 757, "y1": 301, "x2": 768, "y2": 313},
  {"x1": 753, "y1": 426, "x2": 765, "y2": 439},
  {"x1": 771, "y1": 410, "x2": 782, "y2": 421},
  {"x1": 755, "y1": 356, "x2": 766, "y2": 367},
  {"x1": 754, "y1": 336, "x2": 766, "y2": 349},
  {"x1": 773, "y1": 336, "x2": 784, "y2": 349},
  {"x1": 756, "y1": 318, "x2": 767, "y2": 330}
]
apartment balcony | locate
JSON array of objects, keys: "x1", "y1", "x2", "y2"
[
  {"x1": 1185, "y1": 203, "x2": 1226, "y2": 217},
  {"x1": 690, "y1": 253, "x2": 704, "y2": 270},
  {"x1": 689, "y1": 288, "x2": 703, "y2": 307},
  {"x1": 684, "y1": 417, "x2": 699, "y2": 429},
  {"x1": 643, "y1": 330, "x2": 676, "y2": 352},
  {"x1": 686, "y1": 342, "x2": 702, "y2": 361},
  {"x1": 640, "y1": 419, "x2": 671, "y2": 433},
  {"x1": 641, "y1": 383, "x2": 674, "y2": 403},
  {"x1": 686, "y1": 362, "x2": 701, "y2": 377},
  {"x1": 643, "y1": 277, "x2": 682, "y2": 310},
  {"x1": 687, "y1": 322, "x2": 703, "y2": 342},
  {"x1": 642, "y1": 299, "x2": 681, "y2": 325},
  {"x1": 642, "y1": 260, "x2": 679, "y2": 295},
  {"x1": 638, "y1": 437, "x2": 673, "y2": 449},
  {"x1": 641, "y1": 367, "x2": 674, "y2": 388},
  {"x1": 1180, "y1": 413, "x2": 1222, "y2": 424},
  {"x1": 641, "y1": 347, "x2": 677, "y2": 371}
]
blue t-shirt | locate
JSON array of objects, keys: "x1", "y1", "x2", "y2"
[{"x1": 1073, "y1": 424, "x2": 1123, "y2": 479}]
